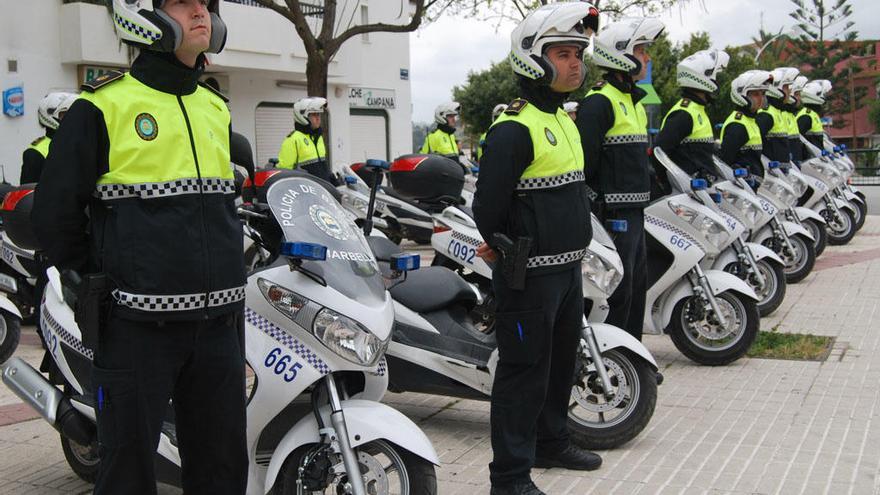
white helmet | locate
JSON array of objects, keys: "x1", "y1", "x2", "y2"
[
  {"x1": 801, "y1": 81, "x2": 826, "y2": 105},
  {"x1": 563, "y1": 101, "x2": 579, "y2": 114},
  {"x1": 592, "y1": 17, "x2": 665, "y2": 75},
  {"x1": 766, "y1": 67, "x2": 799, "y2": 100},
  {"x1": 817, "y1": 79, "x2": 833, "y2": 97},
  {"x1": 38, "y1": 92, "x2": 78, "y2": 130},
  {"x1": 110, "y1": 0, "x2": 227, "y2": 54},
  {"x1": 434, "y1": 101, "x2": 460, "y2": 125},
  {"x1": 491, "y1": 104, "x2": 508, "y2": 121},
  {"x1": 508, "y1": 2, "x2": 599, "y2": 85},
  {"x1": 293, "y1": 97, "x2": 327, "y2": 126},
  {"x1": 677, "y1": 49, "x2": 729, "y2": 93},
  {"x1": 791, "y1": 75, "x2": 808, "y2": 94},
  {"x1": 730, "y1": 70, "x2": 773, "y2": 108}
]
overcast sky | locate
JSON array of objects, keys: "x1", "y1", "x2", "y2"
[{"x1": 408, "y1": 0, "x2": 880, "y2": 123}]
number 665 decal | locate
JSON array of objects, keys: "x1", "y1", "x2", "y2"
[{"x1": 263, "y1": 347, "x2": 304, "y2": 383}]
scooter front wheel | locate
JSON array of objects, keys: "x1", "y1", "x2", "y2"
[
  {"x1": 568, "y1": 349, "x2": 657, "y2": 450},
  {"x1": 273, "y1": 439, "x2": 437, "y2": 495},
  {"x1": 726, "y1": 259, "x2": 786, "y2": 317},
  {"x1": 803, "y1": 218, "x2": 828, "y2": 257},
  {"x1": 765, "y1": 234, "x2": 815, "y2": 284},
  {"x1": 668, "y1": 290, "x2": 759, "y2": 366},
  {"x1": 824, "y1": 208, "x2": 857, "y2": 245},
  {"x1": 0, "y1": 310, "x2": 21, "y2": 364},
  {"x1": 60, "y1": 433, "x2": 100, "y2": 483},
  {"x1": 852, "y1": 200, "x2": 867, "y2": 231}
]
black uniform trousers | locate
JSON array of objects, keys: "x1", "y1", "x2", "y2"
[
  {"x1": 604, "y1": 207, "x2": 647, "y2": 341},
  {"x1": 489, "y1": 264, "x2": 583, "y2": 486},
  {"x1": 91, "y1": 310, "x2": 247, "y2": 495}
]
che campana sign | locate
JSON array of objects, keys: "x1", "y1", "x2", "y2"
[{"x1": 348, "y1": 87, "x2": 396, "y2": 110}]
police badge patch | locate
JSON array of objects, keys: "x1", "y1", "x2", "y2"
[
  {"x1": 544, "y1": 127, "x2": 557, "y2": 146},
  {"x1": 618, "y1": 101, "x2": 628, "y2": 116},
  {"x1": 135, "y1": 113, "x2": 158, "y2": 141}
]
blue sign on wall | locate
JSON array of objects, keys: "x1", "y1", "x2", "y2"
[{"x1": 3, "y1": 86, "x2": 24, "y2": 117}]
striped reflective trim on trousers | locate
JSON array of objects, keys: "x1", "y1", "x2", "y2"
[
  {"x1": 95, "y1": 178, "x2": 235, "y2": 200},
  {"x1": 603, "y1": 134, "x2": 649, "y2": 145},
  {"x1": 526, "y1": 248, "x2": 587, "y2": 269},
  {"x1": 605, "y1": 191, "x2": 651, "y2": 204}
]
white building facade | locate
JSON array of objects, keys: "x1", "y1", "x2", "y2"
[{"x1": 0, "y1": 0, "x2": 414, "y2": 183}]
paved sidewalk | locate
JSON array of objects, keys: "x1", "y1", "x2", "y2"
[{"x1": 2, "y1": 218, "x2": 880, "y2": 494}]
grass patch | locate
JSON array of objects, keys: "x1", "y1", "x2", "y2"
[{"x1": 747, "y1": 328, "x2": 835, "y2": 361}]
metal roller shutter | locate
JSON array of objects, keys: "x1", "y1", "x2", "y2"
[
  {"x1": 255, "y1": 100, "x2": 302, "y2": 167},
  {"x1": 349, "y1": 110, "x2": 389, "y2": 163}
]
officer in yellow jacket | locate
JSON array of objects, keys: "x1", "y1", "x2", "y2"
[
  {"x1": 476, "y1": 103, "x2": 507, "y2": 162},
  {"x1": 19, "y1": 92, "x2": 77, "y2": 184},
  {"x1": 32, "y1": 1, "x2": 246, "y2": 493},
  {"x1": 655, "y1": 49, "x2": 729, "y2": 183},
  {"x1": 797, "y1": 80, "x2": 829, "y2": 150},
  {"x1": 474, "y1": 4, "x2": 601, "y2": 494},
  {"x1": 575, "y1": 17, "x2": 665, "y2": 342},
  {"x1": 277, "y1": 96, "x2": 338, "y2": 184},
  {"x1": 719, "y1": 70, "x2": 774, "y2": 183},
  {"x1": 420, "y1": 101, "x2": 460, "y2": 159}
]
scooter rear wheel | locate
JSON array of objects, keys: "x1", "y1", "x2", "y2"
[
  {"x1": 568, "y1": 349, "x2": 657, "y2": 450},
  {"x1": 60, "y1": 433, "x2": 100, "y2": 483},
  {"x1": 668, "y1": 290, "x2": 760, "y2": 366},
  {"x1": 0, "y1": 311, "x2": 21, "y2": 364}
]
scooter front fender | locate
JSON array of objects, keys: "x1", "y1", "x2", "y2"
[
  {"x1": 794, "y1": 206, "x2": 826, "y2": 225},
  {"x1": 781, "y1": 220, "x2": 814, "y2": 242},
  {"x1": 589, "y1": 322, "x2": 657, "y2": 369},
  {"x1": 659, "y1": 270, "x2": 758, "y2": 330},
  {"x1": 744, "y1": 242, "x2": 784, "y2": 266},
  {"x1": 832, "y1": 196, "x2": 856, "y2": 214},
  {"x1": 264, "y1": 399, "x2": 440, "y2": 493},
  {"x1": 843, "y1": 189, "x2": 864, "y2": 205},
  {"x1": 0, "y1": 293, "x2": 21, "y2": 319}
]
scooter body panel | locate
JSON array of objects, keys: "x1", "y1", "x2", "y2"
[{"x1": 590, "y1": 322, "x2": 657, "y2": 369}]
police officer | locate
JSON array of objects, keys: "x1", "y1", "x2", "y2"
[
  {"x1": 797, "y1": 80, "x2": 830, "y2": 150},
  {"x1": 473, "y1": 4, "x2": 601, "y2": 494},
  {"x1": 32, "y1": 1, "x2": 246, "y2": 493},
  {"x1": 655, "y1": 49, "x2": 729, "y2": 182},
  {"x1": 757, "y1": 67, "x2": 800, "y2": 163},
  {"x1": 19, "y1": 91, "x2": 77, "y2": 184},
  {"x1": 277, "y1": 96, "x2": 338, "y2": 184},
  {"x1": 787, "y1": 75, "x2": 809, "y2": 163},
  {"x1": 719, "y1": 70, "x2": 774, "y2": 182},
  {"x1": 477, "y1": 103, "x2": 508, "y2": 162},
  {"x1": 420, "y1": 101, "x2": 461, "y2": 159},
  {"x1": 575, "y1": 17, "x2": 665, "y2": 341}
]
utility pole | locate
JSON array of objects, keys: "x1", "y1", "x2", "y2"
[{"x1": 850, "y1": 64, "x2": 857, "y2": 148}]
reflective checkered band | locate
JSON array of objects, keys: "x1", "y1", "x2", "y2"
[
  {"x1": 40, "y1": 304, "x2": 93, "y2": 360},
  {"x1": 95, "y1": 178, "x2": 235, "y2": 200},
  {"x1": 510, "y1": 53, "x2": 542, "y2": 79},
  {"x1": 296, "y1": 158, "x2": 322, "y2": 167},
  {"x1": 516, "y1": 170, "x2": 584, "y2": 190},
  {"x1": 375, "y1": 356, "x2": 387, "y2": 376},
  {"x1": 604, "y1": 192, "x2": 651, "y2": 204},
  {"x1": 682, "y1": 137, "x2": 716, "y2": 144},
  {"x1": 2, "y1": 241, "x2": 34, "y2": 260},
  {"x1": 742, "y1": 144, "x2": 763, "y2": 150},
  {"x1": 766, "y1": 132, "x2": 788, "y2": 138},
  {"x1": 112, "y1": 286, "x2": 245, "y2": 312},
  {"x1": 645, "y1": 214, "x2": 704, "y2": 251},
  {"x1": 114, "y1": 13, "x2": 161, "y2": 42},
  {"x1": 585, "y1": 184, "x2": 599, "y2": 201},
  {"x1": 527, "y1": 248, "x2": 587, "y2": 269},
  {"x1": 603, "y1": 134, "x2": 649, "y2": 145},
  {"x1": 451, "y1": 230, "x2": 482, "y2": 247},
  {"x1": 244, "y1": 307, "x2": 330, "y2": 376}
]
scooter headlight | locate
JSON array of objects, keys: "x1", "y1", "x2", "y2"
[
  {"x1": 313, "y1": 308, "x2": 387, "y2": 367},
  {"x1": 732, "y1": 196, "x2": 760, "y2": 224},
  {"x1": 581, "y1": 251, "x2": 622, "y2": 297},
  {"x1": 788, "y1": 174, "x2": 808, "y2": 197},
  {"x1": 770, "y1": 183, "x2": 796, "y2": 206},
  {"x1": 258, "y1": 278, "x2": 314, "y2": 327},
  {"x1": 700, "y1": 216, "x2": 730, "y2": 250}
]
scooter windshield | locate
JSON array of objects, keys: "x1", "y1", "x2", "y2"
[{"x1": 266, "y1": 177, "x2": 386, "y2": 305}]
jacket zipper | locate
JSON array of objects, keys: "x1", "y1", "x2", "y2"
[{"x1": 177, "y1": 94, "x2": 212, "y2": 317}]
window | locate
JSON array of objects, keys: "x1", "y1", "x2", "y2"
[{"x1": 361, "y1": 5, "x2": 369, "y2": 43}]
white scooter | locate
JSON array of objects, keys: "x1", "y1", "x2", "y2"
[
  {"x1": 799, "y1": 137, "x2": 863, "y2": 242},
  {"x1": 2, "y1": 173, "x2": 439, "y2": 495}
]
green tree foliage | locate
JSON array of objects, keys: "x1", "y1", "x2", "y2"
[
  {"x1": 785, "y1": 0, "x2": 868, "y2": 128},
  {"x1": 452, "y1": 61, "x2": 520, "y2": 139},
  {"x1": 427, "y1": 0, "x2": 692, "y2": 22}
]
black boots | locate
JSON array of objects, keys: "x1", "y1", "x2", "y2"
[
  {"x1": 534, "y1": 444, "x2": 603, "y2": 471},
  {"x1": 490, "y1": 481, "x2": 546, "y2": 495}
]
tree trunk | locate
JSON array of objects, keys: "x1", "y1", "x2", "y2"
[{"x1": 306, "y1": 54, "x2": 329, "y2": 98}]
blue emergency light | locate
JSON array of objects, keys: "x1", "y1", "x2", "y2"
[
  {"x1": 691, "y1": 178, "x2": 708, "y2": 190},
  {"x1": 733, "y1": 168, "x2": 749, "y2": 177},
  {"x1": 768, "y1": 161, "x2": 781, "y2": 169},
  {"x1": 391, "y1": 253, "x2": 421, "y2": 272},
  {"x1": 364, "y1": 159, "x2": 390, "y2": 171},
  {"x1": 821, "y1": 150, "x2": 830, "y2": 157},
  {"x1": 833, "y1": 146, "x2": 841, "y2": 152},
  {"x1": 344, "y1": 175, "x2": 358, "y2": 185},
  {"x1": 709, "y1": 192, "x2": 723, "y2": 204},
  {"x1": 606, "y1": 219, "x2": 628, "y2": 232},
  {"x1": 471, "y1": 166, "x2": 480, "y2": 174},
  {"x1": 841, "y1": 144, "x2": 847, "y2": 151},
  {"x1": 281, "y1": 242, "x2": 327, "y2": 261}
]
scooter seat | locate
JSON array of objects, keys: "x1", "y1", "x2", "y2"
[{"x1": 389, "y1": 266, "x2": 478, "y2": 313}]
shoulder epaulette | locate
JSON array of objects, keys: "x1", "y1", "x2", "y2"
[
  {"x1": 30, "y1": 136, "x2": 45, "y2": 146},
  {"x1": 592, "y1": 80, "x2": 607, "y2": 90},
  {"x1": 80, "y1": 70, "x2": 126, "y2": 92},
  {"x1": 681, "y1": 98, "x2": 691, "y2": 108},
  {"x1": 734, "y1": 112, "x2": 743, "y2": 120},
  {"x1": 199, "y1": 81, "x2": 229, "y2": 103},
  {"x1": 504, "y1": 98, "x2": 528, "y2": 115}
]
